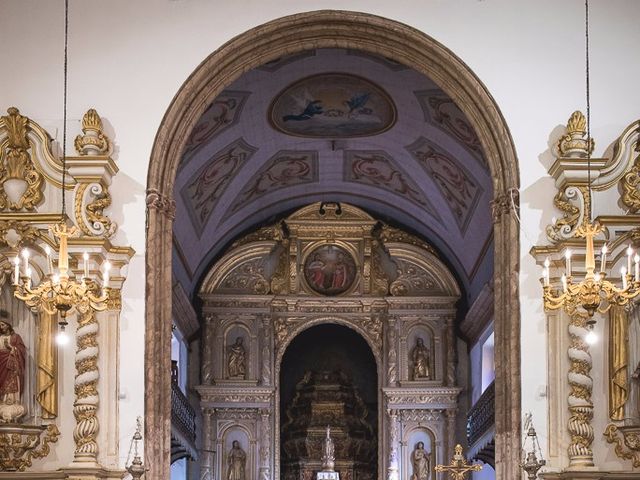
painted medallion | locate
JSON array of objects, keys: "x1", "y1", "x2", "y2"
[
  {"x1": 270, "y1": 73, "x2": 396, "y2": 138},
  {"x1": 303, "y1": 245, "x2": 357, "y2": 295}
]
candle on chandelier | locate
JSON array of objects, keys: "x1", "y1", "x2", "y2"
[
  {"x1": 627, "y1": 245, "x2": 634, "y2": 275},
  {"x1": 25, "y1": 267, "x2": 32, "y2": 288},
  {"x1": 83, "y1": 252, "x2": 89, "y2": 278},
  {"x1": 103, "y1": 261, "x2": 111, "y2": 290},
  {"x1": 600, "y1": 244, "x2": 608, "y2": 273},
  {"x1": 13, "y1": 256, "x2": 19, "y2": 285},
  {"x1": 622, "y1": 267, "x2": 628, "y2": 290},
  {"x1": 565, "y1": 249, "x2": 572, "y2": 277},
  {"x1": 561, "y1": 274, "x2": 568, "y2": 293},
  {"x1": 21, "y1": 249, "x2": 29, "y2": 276},
  {"x1": 44, "y1": 245, "x2": 53, "y2": 275},
  {"x1": 635, "y1": 254, "x2": 639, "y2": 282},
  {"x1": 594, "y1": 272, "x2": 602, "y2": 282}
]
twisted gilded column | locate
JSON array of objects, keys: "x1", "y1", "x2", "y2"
[
  {"x1": 567, "y1": 309, "x2": 594, "y2": 468},
  {"x1": 72, "y1": 305, "x2": 100, "y2": 464}
]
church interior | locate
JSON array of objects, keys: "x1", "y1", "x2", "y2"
[{"x1": 1, "y1": 1, "x2": 639, "y2": 480}]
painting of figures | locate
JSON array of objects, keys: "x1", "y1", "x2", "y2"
[
  {"x1": 270, "y1": 73, "x2": 396, "y2": 138},
  {"x1": 303, "y1": 244, "x2": 357, "y2": 295}
]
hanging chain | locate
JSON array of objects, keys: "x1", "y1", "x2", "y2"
[
  {"x1": 61, "y1": 0, "x2": 69, "y2": 217},
  {"x1": 585, "y1": 0, "x2": 592, "y2": 220}
]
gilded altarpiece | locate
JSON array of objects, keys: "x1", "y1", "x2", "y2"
[
  {"x1": 197, "y1": 203, "x2": 461, "y2": 480},
  {"x1": 0, "y1": 107, "x2": 133, "y2": 477}
]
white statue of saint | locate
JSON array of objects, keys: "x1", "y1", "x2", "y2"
[{"x1": 321, "y1": 425, "x2": 335, "y2": 471}]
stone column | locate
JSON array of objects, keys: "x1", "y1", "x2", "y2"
[
  {"x1": 72, "y1": 306, "x2": 100, "y2": 465},
  {"x1": 444, "y1": 316, "x2": 456, "y2": 386},
  {"x1": 491, "y1": 188, "x2": 522, "y2": 480},
  {"x1": 200, "y1": 408, "x2": 214, "y2": 480},
  {"x1": 260, "y1": 315, "x2": 272, "y2": 386},
  {"x1": 386, "y1": 409, "x2": 399, "y2": 480},
  {"x1": 386, "y1": 317, "x2": 398, "y2": 387},
  {"x1": 259, "y1": 409, "x2": 272, "y2": 480},
  {"x1": 145, "y1": 190, "x2": 175, "y2": 480},
  {"x1": 567, "y1": 310, "x2": 595, "y2": 469},
  {"x1": 445, "y1": 408, "x2": 457, "y2": 463},
  {"x1": 202, "y1": 314, "x2": 215, "y2": 385}
]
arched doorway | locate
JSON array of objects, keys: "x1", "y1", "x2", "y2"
[
  {"x1": 146, "y1": 10, "x2": 520, "y2": 479},
  {"x1": 279, "y1": 323, "x2": 378, "y2": 480}
]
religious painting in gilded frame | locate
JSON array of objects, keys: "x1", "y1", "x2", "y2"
[
  {"x1": 303, "y1": 244, "x2": 357, "y2": 295},
  {"x1": 269, "y1": 73, "x2": 397, "y2": 138}
]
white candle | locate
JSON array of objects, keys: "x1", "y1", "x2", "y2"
[
  {"x1": 627, "y1": 245, "x2": 634, "y2": 275},
  {"x1": 565, "y1": 249, "x2": 572, "y2": 277},
  {"x1": 600, "y1": 244, "x2": 608, "y2": 273},
  {"x1": 25, "y1": 267, "x2": 32, "y2": 288},
  {"x1": 103, "y1": 261, "x2": 111, "y2": 290},
  {"x1": 13, "y1": 256, "x2": 19, "y2": 284},
  {"x1": 594, "y1": 272, "x2": 601, "y2": 283},
  {"x1": 21, "y1": 249, "x2": 29, "y2": 276},
  {"x1": 561, "y1": 274, "x2": 568, "y2": 292},
  {"x1": 635, "y1": 254, "x2": 639, "y2": 282},
  {"x1": 83, "y1": 252, "x2": 89, "y2": 278},
  {"x1": 44, "y1": 245, "x2": 52, "y2": 274},
  {"x1": 622, "y1": 267, "x2": 628, "y2": 289}
]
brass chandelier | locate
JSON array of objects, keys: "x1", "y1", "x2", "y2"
[
  {"x1": 12, "y1": 0, "x2": 110, "y2": 345},
  {"x1": 542, "y1": 0, "x2": 640, "y2": 322}
]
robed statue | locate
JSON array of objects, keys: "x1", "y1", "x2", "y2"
[
  {"x1": 410, "y1": 441, "x2": 430, "y2": 480},
  {"x1": 0, "y1": 311, "x2": 27, "y2": 423},
  {"x1": 411, "y1": 338, "x2": 431, "y2": 380},
  {"x1": 227, "y1": 440, "x2": 247, "y2": 480},
  {"x1": 228, "y1": 337, "x2": 246, "y2": 379},
  {"x1": 321, "y1": 425, "x2": 336, "y2": 471}
]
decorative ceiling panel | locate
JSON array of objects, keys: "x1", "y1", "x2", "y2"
[
  {"x1": 180, "y1": 90, "x2": 250, "y2": 169},
  {"x1": 228, "y1": 150, "x2": 319, "y2": 216},
  {"x1": 343, "y1": 150, "x2": 438, "y2": 217},
  {"x1": 172, "y1": 48, "x2": 493, "y2": 298},
  {"x1": 406, "y1": 137, "x2": 482, "y2": 233},
  {"x1": 269, "y1": 73, "x2": 396, "y2": 138},
  {"x1": 180, "y1": 138, "x2": 257, "y2": 233},
  {"x1": 415, "y1": 89, "x2": 485, "y2": 165}
]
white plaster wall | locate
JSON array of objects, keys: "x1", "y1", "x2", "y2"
[{"x1": 2, "y1": 0, "x2": 640, "y2": 471}]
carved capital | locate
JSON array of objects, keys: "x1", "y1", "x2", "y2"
[
  {"x1": 146, "y1": 189, "x2": 176, "y2": 219},
  {"x1": 491, "y1": 188, "x2": 519, "y2": 224}
]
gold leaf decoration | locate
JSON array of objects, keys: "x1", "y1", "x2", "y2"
[{"x1": 0, "y1": 108, "x2": 45, "y2": 211}]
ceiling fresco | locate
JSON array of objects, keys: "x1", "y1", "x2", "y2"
[{"x1": 173, "y1": 48, "x2": 494, "y2": 300}]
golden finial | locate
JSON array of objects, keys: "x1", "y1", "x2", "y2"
[
  {"x1": 74, "y1": 109, "x2": 110, "y2": 156},
  {"x1": 557, "y1": 110, "x2": 594, "y2": 158}
]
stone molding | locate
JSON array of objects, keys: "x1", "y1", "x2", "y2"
[{"x1": 145, "y1": 10, "x2": 521, "y2": 480}]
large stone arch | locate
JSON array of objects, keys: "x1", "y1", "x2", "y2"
[{"x1": 145, "y1": 10, "x2": 520, "y2": 479}]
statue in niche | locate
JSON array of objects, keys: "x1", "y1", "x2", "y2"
[
  {"x1": 228, "y1": 337, "x2": 246, "y2": 379},
  {"x1": 0, "y1": 311, "x2": 27, "y2": 423},
  {"x1": 227, "y1": 440, "x2": 247, "y2": 480},
  {"x1": 410, "y1": 337, "x2": 431, "y2": 380},
  {"x1": 321, "y1": 425, "x2": 336, "y2": 471},
  {"x1": 410, "y1": 441, "x2": 430, "y2": 480}
]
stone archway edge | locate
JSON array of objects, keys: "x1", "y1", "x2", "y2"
[{"x1": 146, "y1": 10, "x2": 520, "y2": 479}]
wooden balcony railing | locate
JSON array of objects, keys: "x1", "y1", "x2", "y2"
[
  {"x1": 171, "y1": 379, "x2": 196, "y2": 454},
  {"x1": 467, "y1": 380, "x2": 495, "y2": 446}
]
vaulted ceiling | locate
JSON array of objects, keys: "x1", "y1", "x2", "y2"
[{"x1": 172, "y1": 48, "x2": 493, "y2": 301}]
